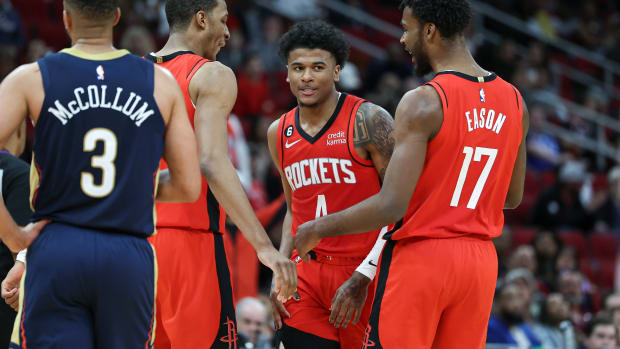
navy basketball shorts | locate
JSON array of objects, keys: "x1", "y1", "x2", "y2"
[{"x1": 10, "y1": 222, "x2": 156, "y2": 349}]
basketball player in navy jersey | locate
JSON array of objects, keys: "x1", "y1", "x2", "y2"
[{"x1": 0, "y1": 0, "x2": 201, "y2": 347}]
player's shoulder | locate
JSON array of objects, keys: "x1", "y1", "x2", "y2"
[
  {"x1": 399, "y1": 85, "x2": 442, "y2": 119},
  {"x1": 4, "y1": 62, "x2": 40, "y2": 84},
  {"x1": 193, "y1": 60, "x2": 236, "y2": 84},
  {"x1": 267, "y1": 116, "x2": 283, "y2": 142},
  {"x1": 357, "y1": 101, "x2": 393, "y2": 122}
]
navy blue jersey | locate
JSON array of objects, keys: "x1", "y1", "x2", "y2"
[{"x1": 30, "y1": 48, "x2": 165, "y2": 237}]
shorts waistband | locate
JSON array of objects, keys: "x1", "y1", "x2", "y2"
[{"x1": 307, "y1": 250, "x2": 365, "y2": 266}]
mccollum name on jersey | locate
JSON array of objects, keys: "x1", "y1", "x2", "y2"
[{"x1": 284, "y1": 158, "x2": 356, "y2": 191}]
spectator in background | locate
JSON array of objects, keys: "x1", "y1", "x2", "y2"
[
  {"x1": 559, "y1": 270, "x2": 598, "y2": 330},
  {"x1": 509, "y1": 245, "x2": 538, "y2": 276},
  {"x1": 477, "y1": 39, "x2": 518, "y2": 82},
  {"x1": 365, "y1": 42, "x2": 412, "y2": 94},
  {"x1": 505, "y1": 268, "x2": 543, "y2": 322},
  {"x1": 527, "y1": 104, "x2": 563, "y2": 172},
  {"x1": 530, "y1": 160, "x2": 593, "y2": 231},
  {"x1": 252, "y1": 15, "x2": 285, "y2": 73},
  {"x1": 592, "y1": 166, "x2": 620, "y2": 234},
  {"x1": 119, "y1": 25, "x2": 156, "y2": 57},
  {"x1": 532, "y1": 229, "x2": 563, "y2": 291},
  {"x1": 533, "y1": 293, "x2": 577, "y2": 349},
  {"x1": 24, "y1": 39, "x2": 51, "y2": 63},
  {"x1": 364, "y1": 72, "x2": 403, "y2": 116},
  {"x1": 0, "y1": 0, "x2": 24, "y2": 49},
  {"x1": 233, "y1": 53, "x2": 275, "y2": 136},
  {"x1": 557, "y1": 245, "x2": 579, "y2": 275},
  {"x1": 0, "y1": 125, "x2": 30, "y2": 347},
  {"x1": 574, "y1": 2, "x2": 604, "y2": 51},
  {"x1": 512, "y1": 42, "x2": 552, "y2": 93},
  {"x1": 236, "y1": 297, "x2": 273, "y2": 349},
  {"x1": 219, "y1": 29, "x2": 246, "y2": 71},
  {"x1": 487, "y1": 283, "x2": 543, "y2": 347},
  {"x1": 580, "y1": 314, "x2": 616, "y2": 349}
]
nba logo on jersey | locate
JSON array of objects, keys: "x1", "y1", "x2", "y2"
[
  {"x1": 479, "y1": 88, "x2": 486, "y2": 103},
  {"x1": 96, "y1": 65, "x2": 105, "y2": 80}
]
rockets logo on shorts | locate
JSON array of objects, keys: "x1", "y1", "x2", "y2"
[
  {"x1": 362, "y1": 325, "x2": 376, "y2": 348},
  {"x1": 219, "y1": 316, "x2": 238, "y2": 349}
]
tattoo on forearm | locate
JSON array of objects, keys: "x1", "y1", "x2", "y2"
[{"x1": 353, "y1": 103, "x2": 395, "y2": 172}]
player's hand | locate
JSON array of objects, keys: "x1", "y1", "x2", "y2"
[
  {"x1": 293, "y1": 222, "x2": 322, "y2": 263},
  {"x1": 3, "y1": 220, "x2": 49, "y2": 253},
  {"x1": 257, "y1": 247, "x2": 297, "y2": 303},
  {"x1": 330, "y1": 271, "x2": 371, "y2": 329},
  {"x1": 269, "y1": 279, "x2": 300, "y2": 330},
  {"x1": 1, "y1": 261, "x2": 25, "y2": 311}
]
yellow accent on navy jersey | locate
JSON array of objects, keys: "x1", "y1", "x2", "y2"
[
  {"x1": 31, "y1": 50, "x2": 165, "y2": 237},
  {"x1": 61, "y1": 48, "x2": 130, "y2": 61}
]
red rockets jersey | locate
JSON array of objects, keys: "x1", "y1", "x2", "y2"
[
  {"x1": 277, "y1": 93, "x2": 382, "y2": 258},
  {"x1": 145, "y1": 51, "x2": 226, "y2": 234},
  {"x1": 389, "y1": 72, "x2": 524, "y2": 240}
]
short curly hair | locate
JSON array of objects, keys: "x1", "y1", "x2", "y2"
[
  {"x1": 400, "y1": 0, "x2": 472, "y2": 39},
  {"x1": 165, "y1": 0, "x2": 219, "y2": 31},
  {"x1": 278, "y1": 20, "x2": 350, "y2": 67},
  {"x1": 65, "y1": 0, "x2": 119, "y2": 20}
]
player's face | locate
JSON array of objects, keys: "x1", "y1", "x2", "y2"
[
  {"x1": 286, "y1": 48, "x2": 340, "y2": 108},
  {"x1": 400, "y1": 6, "x2": 432, "y2": 77},
  {"x1": 203, "y1": 0, "x2": 230, "y2": 60}
]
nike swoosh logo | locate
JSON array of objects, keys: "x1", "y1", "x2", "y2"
[
  {"x1": 368, "y1": 260, "x2": 377, "y2": 267},
  {"x1": 285, "y1": 139, "x2": 302, "y2": 149}
]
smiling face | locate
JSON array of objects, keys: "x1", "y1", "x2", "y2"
[
  {"x1": 200, "y1": 0, "x2": 230, "y2": 59},
  {"x1": 286, "y1": 48, "x2": 340, "y2": 108},
  {"x1": 400, "y1": 6, "x2": 433, "y2": 77}
]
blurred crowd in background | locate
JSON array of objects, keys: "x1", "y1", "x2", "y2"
[{"x1": 1, "y1": 0, "x2": 620, "y2": 347}]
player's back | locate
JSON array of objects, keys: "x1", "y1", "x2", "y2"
[
  {"x1": 31, "y1": 48, "x2": 165, "y2": 237},
  {"x1": 390, "y1": 72, "x2": 523, "y2": 240},
  {"x1": 145, "y1": 52, "x2": 227, "y2": 233}
]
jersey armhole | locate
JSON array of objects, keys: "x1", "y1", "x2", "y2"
[
  {"x1": 34, "y1": 59, "x2": 51, "y2": 127},
  {"x1": 186, "y1": 58, "x2": 211, "y2": 105},
  {"x1": 347, "y1": 99, "x2": 375, "y2": 167},
  {"x1": 277, "y1": 113, "x2": 286, "y2": 170},
  {"x1": 424, "y1": 81, "x2": 448, "y2": 143}
]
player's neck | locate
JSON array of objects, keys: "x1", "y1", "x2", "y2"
[
  {"x1": 298, "y1": 91, "x2": 341, "y2": 125},
  {"x1": 431, "y1": 40, "x2": 487, "y2": 77},
  {"x1": 70, "y1": 33, "x2": 115, "y2": 54},
  {"x1": 156, "y1": 32, "x2": 203, "y2": 57}
]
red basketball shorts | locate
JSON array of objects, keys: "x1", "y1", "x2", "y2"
[
  {"x1": 282, "y1": 252, "x2": 376, "y2": 349},
  {"x1": 149, "y1": 228, "x2": 237, "y2": 349},
  {"x1": 364, "y1": 236, "x2": 497, "y2": 349}
]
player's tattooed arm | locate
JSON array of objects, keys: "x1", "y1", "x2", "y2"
[{"x1": 353, "y1": 103, "x2": 395, "y2": 181}]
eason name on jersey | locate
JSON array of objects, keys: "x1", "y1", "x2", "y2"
[
  {"x1": 48, "y1": 85, "x2": 155, "y2": 127},
  {"x1": 284, "y1": 158, "x2": 356, "y2": 191},
  {"x1": 465, "y1": 108, "x2": 507, "y2": 134}
]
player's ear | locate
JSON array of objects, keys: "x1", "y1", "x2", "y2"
[
  {"x1": 425, "y1": 23, "x2": 436, "y2": 41},
  {"x1": 195, "y1": 10, "x2": 208, "y2": 30},
  {"x1": 62, "y1": 10, "x2": 72, "y2": 33},
  {"x1": 333, "y1": 65, "x2": 341, "y2": 83},
  {"x1": 114, "y1": 7, "x2": 121, "y2": 26},
  {"x1": 285, "y1": 66, "x2": 290, "y2": 82},
  {"x1": 112, "y1": 8, "x2": 121, "y2": 26}
]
